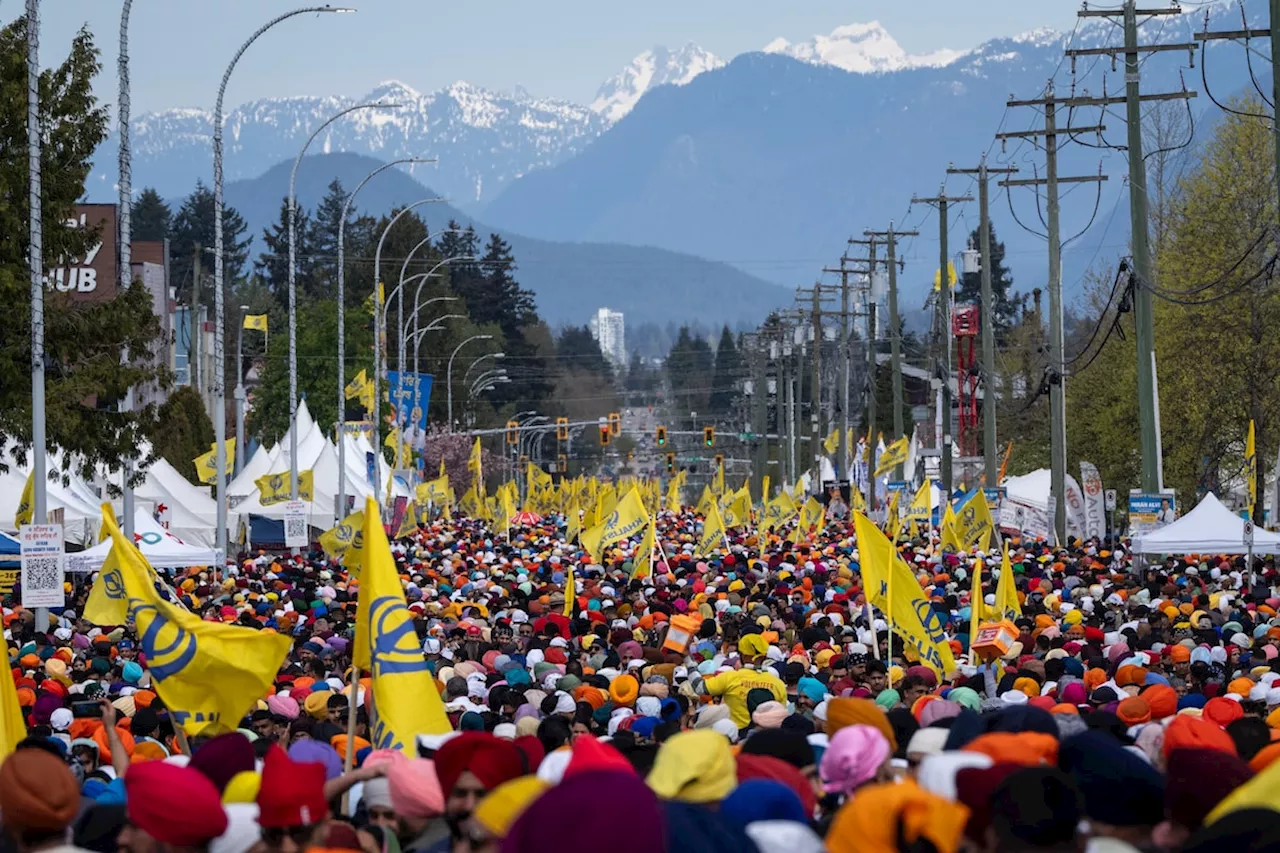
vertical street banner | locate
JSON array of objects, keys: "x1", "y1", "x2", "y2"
[
  {"x1": 19, "y1": 524, "x2": 65, "y2": 608},
  {"x1": 1079, "y1": 462, "x2": 1105, "y2": 541}
]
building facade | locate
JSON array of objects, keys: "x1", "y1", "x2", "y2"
[{"x1": 588, "y1": 307, "x2": 626, "y2": 367}]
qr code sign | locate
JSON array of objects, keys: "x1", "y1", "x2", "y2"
[
  {"x1": 285, "y1": 518, "x2": 306, "y2": 541},
  {"x1": 21, "y1": 556, "x2": 64, "y2": 608}
]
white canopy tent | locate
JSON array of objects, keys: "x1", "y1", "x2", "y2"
[
  {"x1": 0, "y1": 461, "x2": 101, "y2": 546},
  {"x1": 1131, "y1": 492, "x2": 1280, "y2": 555},
  {"x1": 1000, "y1": 469, "x2": 1088, "y2": 542},
  {"x1": 67, "y1": 508, "x2": 218, "y2": 572},
  {"x1": 133, "y1": 458, "x2": 219, "y2": 545}
]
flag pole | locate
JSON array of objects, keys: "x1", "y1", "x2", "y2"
[{"x1": 341, "y1": 664, "x2": 360, "y2": 812}]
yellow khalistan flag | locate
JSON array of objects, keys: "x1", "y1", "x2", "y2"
[
  {"x1": 851, "y1": 485, "x2": 867, "y2": 513},
  {"x1": 242, "y1": 314, "x2": 268, "y2": 332},
  {"x1": 711, "y1": 460, "x2": 725, "y2": 495},
  {"x1": 1247, "y1": 419, "x2": 1257, "y2": 516},
  {"x1": 0, "y1": 640, "x2": 26, "y2": 758},
  {"x1": 943, "y1": 490, "x2": 995, "y2": 553},
  {"x1": 256, "y1": 470, "x2": 314, "y2": 506},
  {"x1": 581, "y1": 487, "x2": 648, "y2": 561},
  {"x1": 319, "y1": 511, "x2": 365, "y2": 572},
  {"x1": 853, "y1": 511, "x2": 957, "y2": 677},
  {"x1": 394, "y1": 502, "x2": 418, "y2": 539},
  {"x1": 353, "y1": 497, "x2": 451, "y2": 752},
  {"x1": 695, "y1": 485, "x2": 715, "y2": 517},
  {"x1": 193, "y1": 440, "x2": 236, "y2": 486},
  {"x1": 995, "y1": 542, "x2": 1022, "y2": 618},
  {"x1": 723, "y1": 486, "x2": 752, "y2": 528},
  {"x1": 799, "y1": 496, "x2": 825, "y2": 536},
  {"x1": 874, "y1": 437, "x2": 909, "y2": 478},
  {"x1": 565, "y1": 498, "x2": 582, "y2": 543},
  {"x1": 86, "y1": 506, "x2": 160, "y2": 625},
  {"x1": 665, "y1": 477, "x2": 682, "y2": 513},
  {"x1": 823, "y1": 428, "x2": 840, "y2": 456},
  {"x1": 13, "y1": 470, "x2": 33, "y2": 527},
  {"x1": 98, "y1": 503, "x2": 290, "y2": 734},
  {"x1": 760, "y1": 475, "x2": 771, "y2": 505},
  {"x1": 418, "y1": 475, "x2": 450, "y2": 506},
  {"x1": 908, "y1": 480, "x2": 932, "y2": 524},
  {"x1": 696, "y1": 500, "x2": 727, "y2": 555},
  {"x1": 969, "y1": 557, "x2": 991, "y2": 642},
  {"x1": 632, "y1": 516, "x2": 656, "y2": 579},
  {"x1": 467, "y1": 438, "x2": 484, "y2": 494},
  {"x1": 940, "y1": 500, "x2": 960, "y2": 550},
  {"x1": 762, "y1": 491, "x2": 799, "y2": 530}
]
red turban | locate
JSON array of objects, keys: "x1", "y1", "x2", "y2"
[
  {"x1": 433, "y1": 732, "x2": 525, "y2": 796},
  {"x1": 125, "y1": 760, "x2": 228, "y2": 845},
  {"x1": 257, "y1": 746, "x2": 329, "y2": 827},
  {"x1": 735, "y1": 753, "x2": 817, "y2": 818},
  {"x1": 1203, "y1": 697, "x2": 1245, "y2": 729}
]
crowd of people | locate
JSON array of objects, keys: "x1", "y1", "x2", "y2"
[{"x1": 2, "y1": 502, "x2": 1280, "y2": 853}]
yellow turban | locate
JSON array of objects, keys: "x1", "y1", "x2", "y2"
[
  {"x1": 473, "y1": 776, "x2": 549, "y2": 838},
  {"x1": 647, "y1": 730, "x2": 736, "y2": 803}
]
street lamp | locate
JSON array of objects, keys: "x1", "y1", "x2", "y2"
[
  {"x1": 287, "y1": 101, "x2": 399, "y2": 501},
  {"x1": 447, "y1": 335, "x2": 494, "y2": 427},
  {"x1": 462, "y1": 352, "x2": 504, "y2": 388},
  {"x1": 371, "y1": 198, "x2": 443, "y2": 504},
  {"x1": 213, "y1": 4, "x2": 352, "y2": 561},
  {"x1": 469, "y1": 369, "x2": 508, "y2": 399},
  {"x1": 27, "y1": 0, "x2": 47, "y2": 630},
  {"x1": 119, "y1": 0, "x2": 135, "y2": 539},
  {"x1": 336, "y1": 156, "x2": 432, "y2": 523},
  {"x1": 236, "y1": 304, "x2": 250, "y2": 477}
]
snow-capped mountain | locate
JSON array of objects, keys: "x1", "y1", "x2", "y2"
[
  {"x1": 590, "y1": 43, "x2": 726, "y2": 122},
  {"x1": 90, "y1": 80, "x2": 607, "y2": 208},
  {"x1": 763, "y1": 21, "x2": 968, "y2": 74}
]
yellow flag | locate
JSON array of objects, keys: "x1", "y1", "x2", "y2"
[
  {"x1": 969, "y1": 557, "x2": 989, "y2": 642},
  {"x1": 418, "y1": 475, "x2": 450, "y2": 506},
  {"x1": 995, "y1": 542, "x2": 1022, "y2": 618},
  {"x1": 13, "y1": 470, "x2": 33, "y2": 527},
  {"x1": 851, "y1": 486, "x2": 866, "y2": 513},
  {"x1": 907, "y1": 480, "x2": 932, "y2": 524},
  {"x1": 633, "y1": 516, "x2": 656, "y2": 578},
  {"x1": 666, "y1": 478, "x2": 682, "y2": 513},
  {"x1": 256, "y1": 470, "x2": 314, "y2": 506},
  {"x1": 345, "y1": 368, "x2": 368, "y2": 400},
  {"x1": 527, "y1": 461, "x2": 552, "y2": 492},
  {"x1": 242, "y1": 314, "x2": 268, "y2": 332},
  {"x1": 695, "y1": 485, "x2": 715, "y2": 517},
  {"x1": 799, "y1": 496, "x2": 826, "y2": 536},
  {"x1": 939, "y1": 499, "x2": 959, "y2": 550},
  {"x1": 944, "y1": 490, "x2": 994, "y2": 554},
  {"x1": 723, "y1": 486, "x2": 752, "y2": 529},
  {"x1": 394, "y1": 502, "x2": 418, "y2": 539},
  {"x1": 467, "y1": 437, "x2": 483, "y2": 492},
  {"x1": 565, "y1": 498, "x2": 581, "y2": 543},
  {"x1": 853, "y1": 511, "x2": 957, "y2": 677},
  {"x1": 934, "y1": 260, "x2": 957, "y2": 291},
  {"x1": 1247, "y1": 419, "x2": 1257, "y2": 516},
  {"x1": 580, "y1": 487, "x2": 648, "y2": 561},
  {"x1": 319, "y1": 511, "x2": 365, "y2": 572},
  {"x1": 760, "y1": 475, "x2": 771, "y2": 505},
  {"x1": 762, "y1": 492, "x2": 799, "y2": 530},
  {"x1": 874, "y1": 437, "x2": 909, "y2": 478},
  {"x1": 193, "y1": 439, "x2": 236, "y2": 486},
  {"x1": 353, "y1": 497, "x2": 451, "y2": 751},
  {"x1": 564, "y1": 565, "x2": 576, "y2": 617},
  {"x1": 99, "y1": 504, "x2": 290, "y2": 734},
  {"x1": 0, "y1": 641, "x2": 26, "y2": 758},
  {"x1": 497, "y1": 486, "x2": 516, "y2": 530},
  {"x1": 458, "y1": 485, "x2": 481, "y2": 518},
  {"x1": 886, "y1": 491, "x2": 902, "y2": 537},
  {"x1": 823, "y1": 428, "x2": 840, "y2": 456},
  {"x1": 696, "y1": 500, "x2": 727, "y2": 555},
  {"x1": 711, "y1": 461, "x2": 725, "y2": 496}
]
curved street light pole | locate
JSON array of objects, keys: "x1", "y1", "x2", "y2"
[
  {"x1": 372, "y1": 198, "x2": 442, "y2": 505},
  {"x1": 287, "y1": 101, "x2": 399, "y2": 501},
  {"x1": 335, "y1": 156, "x2": 431, "y2": 523},
  {"x1": 447, "y1": 335, "x2": 494, "y2": 428},
  {"x1": 462, "y1": 352, "x2": 503, "y2": 389},
  {"x1": 213, "y1": 4, "x2": 352, "y2": 560},
  {"x1": 118, "y1": 0, "x2": 136, "y2": 539}
]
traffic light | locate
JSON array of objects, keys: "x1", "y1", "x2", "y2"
[
  {"x1": 608, "y1": 412, "x2": 621, "y2": 436},
  {"x1": 656, "y1": 426, "x2": 667, "y2": 447},
  {"x1": 703, "y1": 426, "x2": 715, "y2": 447},
  {"x1": 599, "y1": 424, "x2": 611, "y2": 445},
  {"x1": 665, "y1": 452, "x2": 675, "y2": 473},
  {"x1": 714, "y1": 453, "x2": 724, "y2": 470},
  {"x1": 557, "y1": 454, "x2": 568, "y2": 472},
  {"x1": 555, "y1": 417, "x2": 568, "y2": 441},
  {"x1": 505, "y1": 420, "x2": 519, "y2": 445}
]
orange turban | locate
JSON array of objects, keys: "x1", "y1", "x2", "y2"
[
  {"x1": 1168, "y1": 645, "x2": 1191, "y2": 663},
  {"x1": 826, "y1": 779, "x2": 968, "y2": 853},
  {"x1": 1116, "y1": 697, "x2": 1151, "y2": 726},
  {"x1": 1115, "y1": 665, "x2": 1148, "y2": 688},
  {"x1": 1141, "y1": 685, "x2": 1178, "y2": 720},
  {"x1": 1012, "y1": 678, "x2": 1040, "y2": 699},
  {"x1": 1162, "y1": 715, "x2": 1237, "y2": 758},
  {"x1": 609, "y1": 675, "x2": 638, "y2": 706},
  {"x1": 962, "y1": 732, "x2": 1059, "y2": 767},
  {"x1": 133, "y1": 690, "x2": 157, "y2": 709},
  {"x1": 1203, "y1": 697, "x2": 1245, "y2": 729},
  {"x1": 826, "y1": 698, "x2": 898, "y2": 752},
  {"x1": 1227, "y1": 678, "x2": 1255, "y2": 698},
  {"x1": 1249, "y1": 742, "x2": 1280, "y2": 773},
  {"x1": 1083, "y1": 668, "x2": 1107, "y2": 692},
  {"x1": 1050, "y1": 703, "x2": 1079, "y2": 716}
]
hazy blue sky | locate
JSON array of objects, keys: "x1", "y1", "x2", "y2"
[{"x1": 26, "y1": 2, "x2": 1081, "y2": 113}]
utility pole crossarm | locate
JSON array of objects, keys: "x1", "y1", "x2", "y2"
[
  {"x1": 1006, "y1": 92, "x2": 1195, "y2": 107},
  {"x1": 995, "y1": 126, "x2": 1106, "y2": 139},
  {"x1": 1194, "y1": 29, "x2": 1270, "y2": 40},
  {"x1": 1064, "y1": 42, "x2": 1198, "y2": 57},
  {"x1": 1001, "y1": 175, "x2": 1110, "y2": 187},
  {"x1": 1079, "y1": 6, "x2": 1184, "y2": 16}
]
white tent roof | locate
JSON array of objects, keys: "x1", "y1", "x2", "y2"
[
  {"x1": 1132, "y1": 492, "x2": 1280, "y2": 555},
  {"x1": 227, "y1": 443, "x2": 275, "y2": 501},
  {"x1": 131, "y1": 459, "x2": 220, "y2": 546},
  {"x1": 0, "y1": 463, "x2": 100, "y2": 545},
  {"x1": 67, "y1": 508, "x2": 218, "y2": 572}
]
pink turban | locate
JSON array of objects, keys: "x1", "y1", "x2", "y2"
[
  {"x1": 266, "y1": 694, "x2": 299, "y2": 720},
  {"x1": 386, "y1": 759, "x2": 444, "y2": 820},
  {"x1": 751, "y1": 701, "x2": 788, "y2": 729},
  {"x1": 1059, "y1": 682, "x2": 1087, "y2": 706},
  {"x1": 820, "y1": 724, "x2": 891, "y2": 796}
]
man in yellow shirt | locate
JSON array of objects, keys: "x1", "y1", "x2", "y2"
[{"x1": 698, "y1": 667, "x2": 788, "y2": 730}]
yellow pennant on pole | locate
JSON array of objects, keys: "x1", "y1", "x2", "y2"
[{"x1": 1246, "y1": 419, "x2": 1257, "y2": 517}]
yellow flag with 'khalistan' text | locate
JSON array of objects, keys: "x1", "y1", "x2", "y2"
[
  {"x1": 696, "y1": 500, "x2": 728, "y2": 556},
  {"x1": 256, "y1": 470, "x2": 314, "y2": 506},
  {"x1": 98, "y1": 504, "x2": 290, "y2": 735},
  {"x1": 580, "y1": 487, "x2": 648, "y2": 561},
  {"x1": 242, "y1": 314, "x2": 268, "y2": 332},
  {"x1": 193, "y1": 440, "x2": 236, "y2": 486},
  {"x1": 353, "y1": 497, "x2": 451, "y2": 752},
  {"x1": 799, "y1": 496, "x2": 825, "y2": 536},
  {"x1": 319, "y1": 510, "x2": 366, "y2": 572},
  {"x1": 854, "y1": 511, "x2": 957, "y2": 678}
]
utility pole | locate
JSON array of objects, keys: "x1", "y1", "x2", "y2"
[
  {"x1": 748, "y1": 335, "x2": 769, "y2": 497},
  {"x1": 192, "y1": 243, "x2": 202, "y2": 397},
  {"x1": 843, "y1": 237, "x2": 881, "y2": 510},
  {"x1": 999, "y1": 84, "x2": 1108, "y2": 544},
  {"x1": 792, "y1": 290, "x2": 835, "y2": 487},
  {"x1": 1072, "y1": 1, "x2": 1196, "y2": 492},
  {"x1": 948, "y1": 160, "x2": 1018, "y2": 486},
  {"x1": 865, "y1": 224, "x2": 919, "y2": 481},
  {"x1": 911, "y1": 188, "x2": 972, "y2": 501},
  {"x1": 837, "y1": 261, "x2": 851, "y2": 481}
]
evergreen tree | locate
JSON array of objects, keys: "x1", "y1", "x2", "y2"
[
  {"x1": 169, "y1": 180, "x2": 251, "y2": 304},
  {"x1": 132, "y1": 188, "x2": 171, "y2": 240},
  {"x1": 254, "y1": 197, "x2": 314, "y2": 304},
  {"x1": 469, "y1": 233, "x2": 535, "y2": 336},
  {"x1": 709, "y1": 325, "x2": 743, "y2": 415},
  {"x1": 556, "y1": 325, "x2": 613, "y2": 385},
  {"x1": 956, "y1": 223, "x2": 1019, "y2": 333},
  {"x1": 150, "y1": 387, "x2": 214, "y2": 483},
  {"x1": 0, "y1": 21, "x2": 168, "y2": 479},
  {"x1": 305, "y1": 178, "x2": 348, "y2": 301},
  {"x1": 666, "y1": 327, "x2": 714, "y2": 421}
]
